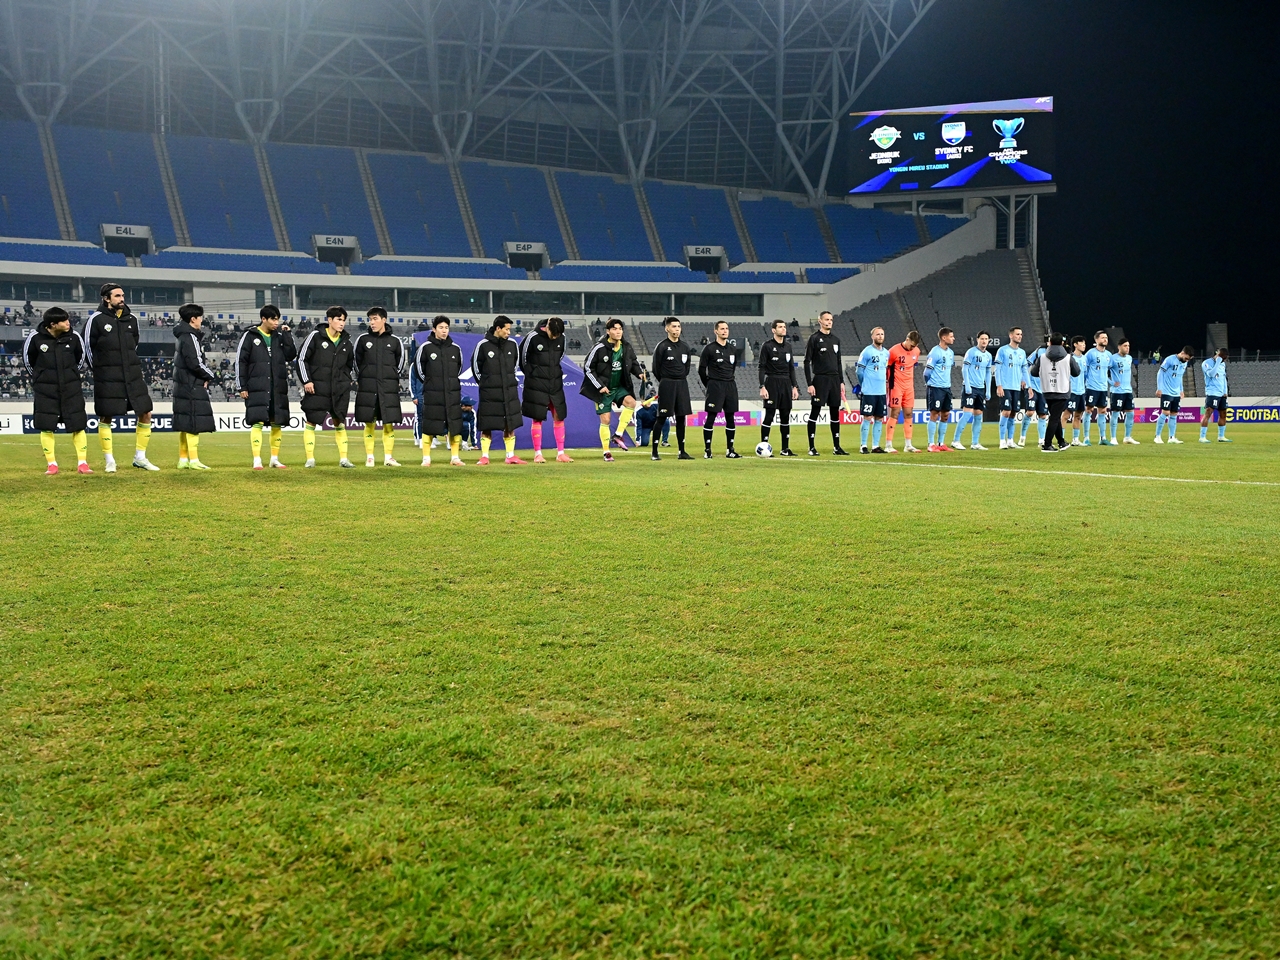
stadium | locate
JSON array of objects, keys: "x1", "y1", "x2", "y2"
[{"x1": 3, "y1": 0, "x2": 1279, "y2": 955}]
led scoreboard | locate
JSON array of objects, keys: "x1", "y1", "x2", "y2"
[{"x1": 846, "y1": 97, "x2": 1055, "y2": 195}]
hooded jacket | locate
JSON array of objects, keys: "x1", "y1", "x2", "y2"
[
  {"x1": 24, "y1": 324, "x2": 88, "y2": 432},
  {"x1": 352, "y1": 328, "x2": 405, "y2": 424},
  {"x1": 236, "y1": 324, "x2": 298, "y2": 425},
  {"x1": 471, "y1": 332, "x2": 522, "y2": 432},
  {"x1": 579, "y1": 335, "x2": 643, "y2": 400},
  {"x1": 1030, "y1": 344, "x2": 1080, "y2": 401},
  {"x1": 83, "y1": 301, "x2": 153, "y2": 417},
  {"x1": 413, "y1": 333, "x2": 464, "y2": 436},
  {"x1": 297, "y1": 326, "x2": 355, "y2": 424},
  {"x1": 172, "y1": 321, "x2": 218, "y2": 434},
  {"x1": 519, "y1": 322, "x2": 567, "y2": 419}
]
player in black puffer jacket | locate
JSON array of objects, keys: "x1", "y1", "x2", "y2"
[
  {"x1": 24, "y1": 306, "x2": 90, "y2": 474},
  {"x1": 519, "y1": 316, "x2": 570, "y2": 462},
  {"x1": 236, "y1": 304, "x2": 297, "y2": 469},
  {"x1": 352, "y1": 307, "x2": 405, "y2": 467},
  {"x1": 82, "y1": 282, "x2": 157, "y2": 471},
  {"x1": 412, "y1": 315, "x2": 464, "y2": 466},
  {"x1": 172, "y1": 303, "x2": 218, "y2": 469},
  {"x1": 297, "y1": 305, "x2": 356, "y2": 468},
  {"x1": 470, "y1": 315, "x2": 523, "y2": 464}
]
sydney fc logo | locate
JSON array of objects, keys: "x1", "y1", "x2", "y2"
[
  {"x1": 941, "y1": 121, "x2": 967, "y2": 146},
  {"x1": 869, "y1": 125, "x2": 902, "y2": 149},
  {"x1": 993, "y1": 117, "x2": 1024, "y2": 149}
]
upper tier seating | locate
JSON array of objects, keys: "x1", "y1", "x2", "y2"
[
  {"x1": 0, "y1": 121, "x2": 61, "y2": 240},
  {"x1": 555, "y1": 171, "x2": 652, "y2": 261},
  {"x1": 55, "y1": 124, "x2": 175, "y2": 247},
  {"x1": 350, "y1": 258, "x2": 526, "y2": 280},
  {"x1": 0, "y1": 241, "x2": 126, "y2": 266},
  {"x1": 737, "y1": 196, "x2": 829, "y2": 263},
  {"x1": 824, "y1": 205, "x2": 919, "y2": 263},
  {"x1": 460, "y1": 161, "x2": 565, "y2": 261},
  {"x1": 643, "y1": 181, "x2": 744, "y2": 264},
  {"x1": 541, "y1": 264, "x2": 704, "y2": 283},
  {"x1": 141, "y1": 250, "x2": 334, "y2": 274},
  {"x1": 365, "y1": 152, "x2": 472, "y2": 258},
  {"x1": 265, "y1": 142, "x2": 381, "y2": 255},
  {"x1": 166, "y1": 135, "x2": 277, "y2": 250},
  {"x1": 720, "y1": 270, "x2": 795, "y2": 284},
  {"x1": 806, "y1": 267, "x2": 861, "y2": 284}
]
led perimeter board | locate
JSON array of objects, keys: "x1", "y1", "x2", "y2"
[{"x1": 846, "y1": 97, "x2": 1055, "y2": 195}]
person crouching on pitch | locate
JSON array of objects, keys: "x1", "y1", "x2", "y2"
[
  {"x1": 580, "y1": 318, "x2": 645, "y2": 462},
  {"x1": 172, "y1": 303, "x2": 219, "y2": 469},
  {"x1": 24, "y1": 307, "x2": 91, "y2": 475},
  {"x1": 698, "y1": 320, "x2": 742, "y2": 458},
  {"x1": 353, "y1": 307, "x2": 405, "y2": 466},
  {"x1": 520, "y1": 316, "x2": 572, "y2": 463},
  {"x1": 236, "y1": 304, "x2": 297, "y2": 470},
  {"x1": 298, "y1": 306, "x2": 355, "y2": 468},
  {"x1": 472, "y1": 315, "x2": 524, "y2": 465},
  {"x1": 83, "y1": 282, "x2": 158, "y2": 472},
  {"x1": 413, "y1": 315, "x2": 465, "y2": 467}
]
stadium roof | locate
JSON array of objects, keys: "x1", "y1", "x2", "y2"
[{"x1": 0, "y1": 0, "x2": 937, "y2": 198}]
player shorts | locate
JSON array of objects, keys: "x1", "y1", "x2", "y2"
[
  {"x1": 860, "y1": 394, "x2": 888, "y2": 419},
  {"x1": 1066, "y1": 393, "x2": 1085, "y2": 413},
  {"x1": 1026, "y1": 390, "x2": 1048, "y2": 417},
  {"x1": 762, "y1": 376, "x2": 794, "y2": 420},
  {"x1": 1000, "y1": 389, "x2": 1025, "y2": 414},
  {"x1": 926, "y1": 386, "x2": 952, "y2": 414},
  {"x1": 1160, "y1": 395, "x2": 1181, "y2": 414},
  {"x1": 595, "y1": 386, "x2": 632, "y2": 416},
  {"x1": 656, "y1": 378, "x2": 693, "y2": 418},
  {"x1": 1085, "y1": 389, "x2": 1109, "y2": 409},
  {"x1": 889, "y1": 386, "x2": 915, "y2": 409},
  {"x1": 704, "y1": 380, "x2": 740, "y2": 417},
  {"x1": 809, "y1": 374, "x2": 842, "y2": 410},
  {"x1": 1204, "y1": 395, "x2": 1227, "y2": 414},
  {"x1": 1109, "y1": 392, "x2": 1134, "y2": 412},
  {"x1": 962, "y1": 389, "x2": 987, "y2": 411}
]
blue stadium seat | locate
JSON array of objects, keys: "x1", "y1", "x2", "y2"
[
  {"x1": 540, "y1": 264, "x2": 705, "y2": 283},
  {"x1": 460, "y1": 161, "x2": 565, "y2": 261},
  {"x1": 140, "y1": 250, "x2": 334, "y2": 274},
  {"x1": 805, "y1": 266, "x2": 861, "y2": 284},
  {"x1": 824, "y1": 205, "x2": 918, "y2": 262},
  {"x1": 0, "y1": 121, "x2": 60, "y2": 240},
  {"x1": 0, "y1": 241, "x2": 126, "y2": 266},
  {"x1": 554, "y1": 171, "x2": 652, "y2": 261},
  {"x1": 265, "y1": 142, "x2": 381, "y2": 255},
  {"x1": 643, "y1": 181, "x2": 743, "y2": 264},
  {"x1": 365, "y1": 153, "x2": 472, "y2": 258},
  {"x1": 54, "y1": 124, "x2": 175, "y2": 247},
  {"x1": 924, "y1": 215, "x2": 967, "y2": 241},
  {"x1": 737, "y1": 196, "x2": 829, "y2": 263},
  {"x1": 351, "y1": 258, "x2": 527, "y2": 279},
  {"x1": 719, "y1": 270, "x2": 795, "y2": 283},
  {"x1": 166, "y1": 135, "x2": 277, "y2": 250}
]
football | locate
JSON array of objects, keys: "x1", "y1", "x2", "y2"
[{"x1": 755, "y1": 441, "x2": 773, "y2": 458}]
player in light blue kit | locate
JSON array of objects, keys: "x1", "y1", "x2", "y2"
[
  {"x1": 1107, "y1": 338, "x2": 1139, "y2": 444},
  {"x1": 923, "y1": 327, "x2": 957, "y2": 450},
  {"x1": 1081, "y1": 330, "x2": 1112, "y2": 445},
  {"x1": 855, "y1": 326, "x2": 891, "y2": 453},
  {"x1": 993, "y1": 326, "x2": 1029, "y2": 449},
  {"x1": 959, "y1": 332, "x2": 993, "y2": 449},
  {"x1": 1066, "y1": 336, "x2": 1087, "y2": 444},
  {"x1": 1200, "y1": 347, "x2": 1231, "y2": 442},
  {"x1": 1024, "y1": 335, "x2": 1050, "y2": 447},
  {"x1": 1154, "y1": 346, "x2": 1194, "y2": 443}
]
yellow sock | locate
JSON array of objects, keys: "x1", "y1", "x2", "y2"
[
  {"x1": 178, "y1": 433, "x2": 189, "y2": 460},
  {"x1": 364, "y1": 424, "x2": 376, "y2": 456},
  {"x1": 504, "y1": 434, "x2": 515, "y2": 458},
  {"x1": 269, "y1": 425, "x2": 282, "y2": 458},
  {"x1": 383, "y1": 424, "x2": 395, "y2": 458},
  {"x1": 422, "y1": 435, "x2": 434, "y2": 462},
  {"x1": 481, "y1": 434, "x2": 492, "y2": 458},
  {"x1": 450, "y1": 435, "x2": 461, "y2": 458},
  {"x1": 599, "y1": 423, "x2": 611, "y2": 451},
  {"x1": 135, "y1": 422, "x2": 152, "y2": 455},
  {"x1": 335, "y1": 426, "x2": 348, "y2": 461},
  {"x1": 303, "y1": 423, "x2": 316, "y2": 461},
  {"x1": 98, "y1": 422, "x2": 113, "y2": 456},
  {"x1": 73, "y1": 430, "x2": 87, "y2": 464},
  {"x1": 617, "y1": 405, "x2": 635, "y2": 439},
  {"x1": 40, "y1": 431, "x2": 56, "y2": 464},
  {"x1": 250, "y1": 424, "x2": 263, "y2": 459},
  {"x1": 187, "y1": 433, "x2": 200, "y2": 461}
]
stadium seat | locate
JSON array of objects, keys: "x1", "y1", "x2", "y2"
[
  {"x1": 460, "y1": 161, "x2": 566, "y2": 261},
  {"x1": 719, "y1": 270, "x2": 796, "y2": 283},
  {"x1": 554, "y1": 171, "x2": 653, "y2": 261},
  {"x1": 806, "y1": 267, "x2": 861, "y2": 284},
  {"x1": 643, "y1": 181, "x2": 744, "y2": 264},
  {"x1": 365, "y1": 153, "x2": 472, "y2": 258},
  {"x1": 265, "y1": 142, "x2": 382, "y2": 255},
  {"x1": 924, "y1": 215, "x2": 967, "y2": 242},
  {"x1": 140, "y1": 249, "x2": 335, "y2": 274},
  {"x1": 737, "y1": 196, "x2": 829, "y2": 263},
  {"x1": 351, "y1": 259, "x2": 527, "y2": 279},
  {"x1": 166, "y1": 135, "x2": 277, "y2": 250},
  {"x1": 54, "y1": 124, "x2": 176, "y2": 247},
  {"x1": 824, "y1": 205, "x2": 919, "y2": 262},
  {"x1": 0, "y1": 120, "x2": 61, "y2": 240},
  {"x1": 0, "y1": 240, "x2": 126, "y2": 266},
  {"x1": 541, "y1": 264, "x2": 705, "y2": 283}
]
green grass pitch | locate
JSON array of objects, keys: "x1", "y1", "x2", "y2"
[{"x1": 2, "y1": 427, "x2": 1279, "y2": 958}]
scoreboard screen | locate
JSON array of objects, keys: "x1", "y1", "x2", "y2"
[{"x1": 846, "y1": 97, "x2": 1055, "y2": 195}]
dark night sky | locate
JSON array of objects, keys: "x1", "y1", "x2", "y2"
[{"x1": 856, "y1": 0, "x2": 1280, "y2": 351}]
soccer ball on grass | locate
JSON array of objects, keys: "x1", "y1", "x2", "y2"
[{"x1": 755, "y1": 442, "x2": 773, "y2": 458}]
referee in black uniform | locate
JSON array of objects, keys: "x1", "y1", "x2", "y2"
[
  {"x1": 650, "y1": 316, "x2": 695, "y2": 461},
  {"x1": 804, "y1": 310, "x2": 848, "y2": 455},
  {"x1": 698, "y1": 320, "x2": 742, "y2": 458},
  {"x1": 758, "y1": 319, "x2": 799, "y2": 456}
]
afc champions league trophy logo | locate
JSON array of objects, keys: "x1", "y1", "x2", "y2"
[{"x1": 992, "y1": 117, "x2": 1024, "y2": 149}]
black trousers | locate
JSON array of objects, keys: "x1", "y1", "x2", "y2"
[{"x1": 1046, "y1": 398, "x2": 1068, "y2": 448}]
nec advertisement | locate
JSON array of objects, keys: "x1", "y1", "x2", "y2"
[{"x1": 846, "y1": 97, "x2": 1055, "y2": 195}]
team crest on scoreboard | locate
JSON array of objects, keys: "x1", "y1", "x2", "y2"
[
  {"x1": 869, "y1": 125, "x2": 902, "y2": 149},
  {"x1": 941, "y1": 121, "x2": 967, "y2": 145}
]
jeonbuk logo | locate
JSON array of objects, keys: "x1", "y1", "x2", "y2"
[
  {"x1": 993, "y1": 117, "x2": 1024, "y2": 149},
  {"x1": 941, "y1": 121, "x2": 967, "y2": 146},
  {"x1": 869, "y1": 125, "x2": 902, "y2": 149}
]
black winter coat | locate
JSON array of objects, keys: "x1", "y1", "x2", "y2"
[
  {"x1": 236, "y1": 326, "x2": 297, "y2": 425},
  {"x1": 579, "y1": 336, "x2": 644, "y2": 400},
  {"x1": 83, "y1": 303, "x2": 153, "y2": 417},
  {"x1": 471, "y1": 334, "x2": 522, "y2": 432},
  {"x1": 172, "y1": 321, "x2": 218, "y2": 434},
  {"x1": 414, "y1": 334, "x2": 463, "y2": 436},
  {"x1": 353, "y1": 329, "x2": 404, "y2": 424},
  {"x1": 24, "y1": 327, "x2": 88, "y2": 432},
  {"x1": 519, "y1": 325, "x2": 567, "y2": 420},
  {"x1": 297, "y1": 327, "x2": 354, "y2": 424}
]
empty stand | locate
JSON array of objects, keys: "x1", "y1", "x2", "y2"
[
  {"x1": 351, "y1": 258, "x2": 526, "y2": 279},
  {"x1": 555, "y1": 171, "x2": 652, "y2": 261},
  {"x1": 0, "y1": 121, "x2": 60, "y2": 240},
  {"x1": 54, "y1": 124, "x2": 176, "y2": 247},
  {"x1": 737, "y1": 196, "x2": 830, "y2": 263},
  {"x1": 643, "y1": 181, "x2": 744, "y2": 264},
  {"x1": 721, "y1": 270, "x2": 795, "y2": 283},
  {"x1": 542, "y1": 264, "x2": 704, "y2": 283},
  {"x1": 824, "y1": 205, "x2": 919, "y2": 263},
  {"x1": 165, "y1": 135, "x2": 277, "y2": 250},
  {"x1": 806, "y1": 267, "x2": 861, "y2": 284},
  {"x1": 365, "y1": 153, "x2": 472, "y2": 258},
  {"x1": 141, "y1": 250, "x2": 334, "y2": 274},
  {"x1": 265, "y1": 142, "x2": 381, "y2": 255},
  {"x1": 0, "y1": 240, "x2": 126, "y2": 266},
  {"x1": 923, "y1": 215, "x2": 967, "y2": 242},
  {"x1": 460, "y1": 161, "x2": 566, "y2": 261}
]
